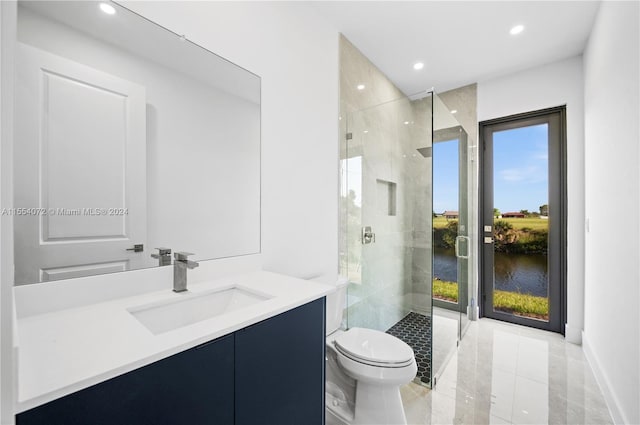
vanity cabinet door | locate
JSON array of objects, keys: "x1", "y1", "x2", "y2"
[
  {"x1": 17, "y1": 334, "x2": 234, "y2": 425},
  {"x1": 234, "y1": 298, "x2": 326, "y2": 425}
]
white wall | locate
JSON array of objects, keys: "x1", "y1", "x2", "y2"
[
  {"x1": 582, "y1": 2, "x2": 640, "y2": 424},
  {"x1": 478, "y1": 56, "x2": 585, "y2": 343},
  {"x1": 118, "y1": 1, "x2": 339, "y2": 280},
  {"x1": 0, "y1": 2, "x2": 16, "y2": 422}
]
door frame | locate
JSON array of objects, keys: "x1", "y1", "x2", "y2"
[{"x1": 478, "y1": 106, "x2": 567, "y2": 334}]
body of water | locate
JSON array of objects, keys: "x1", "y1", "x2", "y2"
[{"x1": 433, "y1": 248, "x2": 548, "y2": 297}]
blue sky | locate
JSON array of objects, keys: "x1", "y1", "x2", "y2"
[
  {"x1": 493, "y1": 124, "x2": 548, "y2": 213},
  {"x1": 434, "y1": 123, "x2": 548, "y2": 214}
]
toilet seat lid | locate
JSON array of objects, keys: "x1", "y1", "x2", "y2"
[{"x1": 334, "y1": 327, "x2": 414, "y2": 366}]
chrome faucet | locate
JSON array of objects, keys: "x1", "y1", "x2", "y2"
[
  {"x1": 151, "y1": 247, "x2": 172, "y2": 266},
  {"x1": 173, "y1": 252, "x2": 199, "y2": 293}
]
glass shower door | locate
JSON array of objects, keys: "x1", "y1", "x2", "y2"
[
  {"x1": 431, "y1": 94, "x2": 472, "y2": 382},
  {"x1": 343, "y1": 93, "x2": 434, "y2": 387}
]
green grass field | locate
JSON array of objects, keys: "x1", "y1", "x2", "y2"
[
  {"x1": 432, "y1": 279, "x2": 458, "y2": 302},
  {"x1": 432, "y1": 216, "x2": 452, "y2": 229},
  {"x1": 432, "y1": 279, "x2": 549, "y2": 320},
  {"x1": 498, "y1": 217, "x2": 548, "y2": 231},
  {"x1": 433, "y1": 216, "x2": 548, "y2": 231},
  {"x1": 493, "y1": 289, "x2": 549, "y2": 320}
]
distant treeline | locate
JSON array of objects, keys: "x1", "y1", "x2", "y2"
[{"x1": 434, "y1": 220, "x2": 548, "y2": 255}]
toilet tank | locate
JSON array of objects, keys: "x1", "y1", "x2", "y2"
[{"x1": 308, "y1": 275, "x2": 348, "y2": 335}]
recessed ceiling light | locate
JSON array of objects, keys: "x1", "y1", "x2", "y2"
[
  {"x1": 99, "y1": 3, "x2": 116, "y2": 15},
  {"x1": 510, "y1": 24, "x2": 524, "y2": 35},
  {"x1": 357, "y1": 84, "x2": 365, "y2": 90},
  {"x1": 413, "y1": 62, "x2": 424, "y2": 70},
  {"x1": 404, "y1": 121, "x2": 409, "y2": 125},
  {"x1": 364, "y1": 130, "x2": 369, "y2": 134},
  {"x1": 451, "y1": 109, "x2": 458, "y2": 114}
]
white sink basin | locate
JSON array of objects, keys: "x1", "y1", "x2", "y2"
[{"x1": 128, "y1": 286, "x2": 272, "y2": 335}]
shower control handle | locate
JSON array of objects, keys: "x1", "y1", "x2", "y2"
[{"x1": 362, "y1": 226, "x2": 376, "y2": 244}]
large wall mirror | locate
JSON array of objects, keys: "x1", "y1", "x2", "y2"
[{"x1": 13, "y1": 1, "x2": 261, "y2": 285}]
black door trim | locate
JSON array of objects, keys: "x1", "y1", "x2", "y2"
[{"x1": 478, "y1": 106, "x2": 567, "y2": 334}]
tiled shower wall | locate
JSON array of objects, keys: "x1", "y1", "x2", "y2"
[
  {"x1": 339, "y1": 35, "x2": 433, "y2": 331},
  {"x1": 339, "y1": 34, "x2": 478, "y2": 332}
]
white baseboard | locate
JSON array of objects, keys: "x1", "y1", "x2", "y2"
[
  {"x1": 581, "y1": 331, "x2": 627, "y2": 425},
  {"x1": 564, "y1": 323, "x2": 582, "y2": 344}
]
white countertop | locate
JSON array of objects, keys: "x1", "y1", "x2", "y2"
[{"x1": 16, "y1": 271, "x2": 333, "y2": 413}]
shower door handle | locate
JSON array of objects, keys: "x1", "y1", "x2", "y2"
[{"x1": 455, "y1": 236, "x2": 470, "y2": 259}]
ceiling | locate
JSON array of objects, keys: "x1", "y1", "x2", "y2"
[
  {"x1": 21, "y1": 1, "x2": 260, "y2": 103},
  {"x1": 310, "y1": 1, "x2": 601, "y2": 94}
]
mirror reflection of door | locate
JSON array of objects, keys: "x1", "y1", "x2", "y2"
[
  {"x1": 14, "y1": 44, "x2": 147, "y2": 283},
  {"x1": 12, "y1": 2, "x2": 261, "y2": 286},
  {"x1": 479, "y1": 107, "x2": 566, "y2": 333}
]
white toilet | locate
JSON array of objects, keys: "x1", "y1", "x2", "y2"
[{"x1": 324, "y1": 278, "x2": 417, "y2": 425}]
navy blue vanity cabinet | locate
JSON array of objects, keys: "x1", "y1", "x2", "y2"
[
  {"x1": 235, "y1": 298, "x2": 326, "y2": 425},
  {"x1": 17, "y1": 334, "x2": 235, "y2": 425},
  {"x1": 17, "y1": 298, "x2": 326, "y2": 425}
]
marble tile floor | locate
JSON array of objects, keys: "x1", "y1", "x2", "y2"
[
  {"x1": 432, "y1": 308, "x2": 461, "y2": 384},
  {"x1": 400, "y1": 318, "x2": 613, "y2": 425}
]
